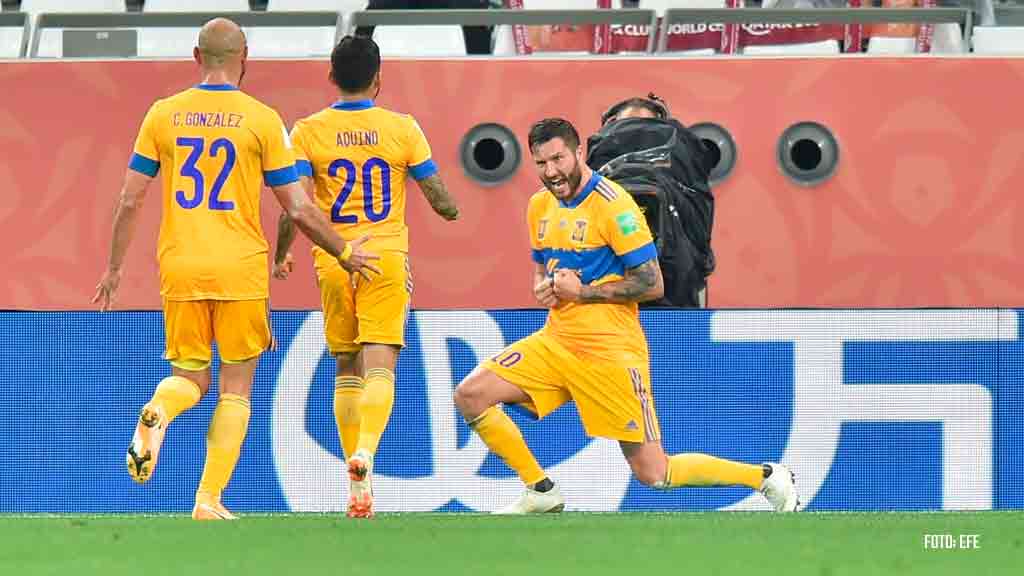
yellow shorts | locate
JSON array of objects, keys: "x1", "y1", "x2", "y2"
[
  {"x1": 162, "y1": 299, "x2": 271, "y2": 370},
  {"x1": 484, "y1": 331, "x2": 661, "y2": 443},
  {"x1": 313, "y1": 249, "x2": 411, "y2": 355}
]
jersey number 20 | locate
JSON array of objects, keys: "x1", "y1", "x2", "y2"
[
  {"x1": 175, "y1": 137, "x2": 236, "y2": 211},
  {"x1": 329, "y1": 157, "x2": 391, "y2": 224}
]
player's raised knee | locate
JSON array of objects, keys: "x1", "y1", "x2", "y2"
[{"x1": 453, "y1": 372, "x2": 490, "y2": 416}]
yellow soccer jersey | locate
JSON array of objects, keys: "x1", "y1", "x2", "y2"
[
  {"x1": 528, "y1": 173, "x2": 658, "y2": 364},
  {"x1": 129, "y1": 83, "x2": 299, "y2": 301},
  {"x1": 290, "y1": 99, "x2": 436, "y2": 253}
]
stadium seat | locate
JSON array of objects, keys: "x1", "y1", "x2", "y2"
[
  {"x1": 140, "y1": 0, "x2": 249, "y2": 58},
  {"x1": 652, "y1": 0, "x2": 729, "y2": 56},
  {"x1": 20, "y1": 0, "x2": 126, "y2": 14},
  {"x1": 866, "y1": 36, "x2": 916, "y2": 54},
  {"x1": 249, "y1": 0, "x2": 343, "y2": 57},
  {"x1": 374, "y1": 24, "x2": 466, "y2": 56},
  {"x1": 143, "y1": 0, "x2": 249, "y2": 11},
  {"x1": 931, "y1": 23, "x2": 965, "y2": 54},
  {"x1": 866, "y1": 24, "x2": 963, "y2": 55},
  {"x1": 266, "y1": 0, "x2": 365, "y2": 10},
  {"x1": 972, "y1": 26, "x2": 1024, "y2": 54},
  {"x1": 738, "y1": 0, "x2": 840, "y2": 56},
  {"x1": 0, "y1": 14, "x2": 27, "y2": 59},
  {"x1": 741, "y1": 39, "x2": 840, "y2": 55}
]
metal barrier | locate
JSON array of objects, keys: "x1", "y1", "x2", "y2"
[
  {"x1": 29, "y1": 10, "x2": 341, "y2": 58},
  {"x1": 18, "y1": 7, "x2": 1003, "y2": 58},
  {"x1": 348, "y1": 8, "x2": 659, "y2": 53}
]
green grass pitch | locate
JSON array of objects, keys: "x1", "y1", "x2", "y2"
[{"x1": 1, "y1": 512, "x2": 1017, "y2": 575}]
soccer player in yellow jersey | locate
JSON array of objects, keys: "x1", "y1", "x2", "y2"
[
  {"x1": 454, "y1": 118, "x2": 800, "y2": 514},
  {"x1": 273, "y1": 36, "x2": 459, "y2": 519},
  {"x1": 92, "y1": 18, "x2": 379, "y2": 521}
]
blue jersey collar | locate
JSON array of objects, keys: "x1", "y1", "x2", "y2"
[
  {"x1": 331, "y1": 99, "x2": 375, "y2": 111},
  {"x1": 559, "y1": 172, "x2": 601, "y2": 209},
  {"x1": 195, "y1": 83, "x2": 238, "y2": 91}
]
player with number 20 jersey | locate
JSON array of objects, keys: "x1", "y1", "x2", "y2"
[{"x1": 277, "y1": 36, "x2": 458, "y2": 519}]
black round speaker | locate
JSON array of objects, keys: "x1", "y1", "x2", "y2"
[
  {"x1": 688, "y1": 122, "x2": 736, "y2": 186},
  {"x1": 460, "y1": 123, "x2": 521, "y2": 186},
  {"x1": 777, "y1": 122, "x2": 839, "y2": 186}
]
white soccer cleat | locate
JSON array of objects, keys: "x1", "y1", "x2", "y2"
[
  {"x1": 760, "y1": 462, "x2": 800, "y2": 512},
  {"x1": 493, "y1": 484, "x2": 565, "y2": 515},
  {"x1": 347, "y1": 449, "x2": 374, "y2": 519}
]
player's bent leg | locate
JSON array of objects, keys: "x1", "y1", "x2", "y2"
[
  {"x1": 192, "y1": 357, "x2": 257, "y2": 520},
  {"x1": 621, "y1": 442, "x2": 800, "y2": 512},
  {"x1": 455, "y1": 367, "x2": 563, "y2": 514},
  {"x1": 127, "y1": 365, "x2": 207, "y2": 484}
]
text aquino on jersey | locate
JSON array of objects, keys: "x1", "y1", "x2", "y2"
[
  {"x1": 337, "y1": 130, "x2": 380, "y2": 147},
  {"x1": 172, "y1": 112, "x2": 244, "y2": 129}
]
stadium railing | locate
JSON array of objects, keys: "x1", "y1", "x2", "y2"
[
  {"x1": 350, "y1": 8, "x2": 975, "y2": 55},
  {"x1": 994, "y1": 4, "x2": 1024, "y2": 23},
  {"x1": 656, "y1": 7, "x2": 974, "y2": 52},
  {"x1": 348, "y1": 8, "x2": 660, "y2": 55},
  {"x1": 0, "y1": 12, "x2": 28, "y2": 58},
  {"x1": 15, "y1": 7, "x2": 1003, "y2": 59},
  {"x1": 29, "y1": 10, "x2": 341, "y2": 58}
]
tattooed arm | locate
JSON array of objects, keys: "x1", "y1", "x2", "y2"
[
  {"x1": 415, "y1": 173, "x2": 459, "y2": 221},
  {"x1": 552, "y1": 259, "x2": 663, "y2": 304}
]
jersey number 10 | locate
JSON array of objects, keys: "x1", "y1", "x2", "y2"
[
  {"x1": 175, "y1": 137, "x2": 236, "y2": 211},
  {"x1": 329, "y1": 157, "x2": 392, "y2": 224}
]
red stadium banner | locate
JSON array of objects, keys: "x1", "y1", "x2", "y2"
[
  {"x1": 5, "y1": 58, "x2": 1024, "y2": 311},
  {"x1": 607, "y1": 1, "x2": 845, "y2": 55}
]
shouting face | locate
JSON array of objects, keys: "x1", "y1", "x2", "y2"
[{"x1": 531, "y1": 137, "x2": 584, "y2": 202}]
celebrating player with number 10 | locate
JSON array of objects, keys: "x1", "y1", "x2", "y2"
[
  {"x1": 92, "y1": 18, "x2": 379, "y2": 520},
  {"x1": 274, "y1": 35, "x2": 459, "y2": 519}
]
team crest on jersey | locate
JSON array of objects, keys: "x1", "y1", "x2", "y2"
[
  {"x1": 572, "y1": 220, "x2": 588, "y2": 243},
  {"x1": 537, "y1": 219, "x2": 549, "y2": 241}
]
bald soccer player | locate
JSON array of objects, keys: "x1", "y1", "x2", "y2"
[{"x1": 93, "y1": 18, "x2": 380, "y2": 520}]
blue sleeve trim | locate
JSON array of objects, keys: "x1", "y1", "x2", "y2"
[
  {"x1": 128, "y1": 153, "x2": 159, "y2": 177},
  {"x1": 409, "y1": 158, "x2": 438, "y2": 181},
  {"x1": 264, "y1": 165, "x2": 300, "y2": 187},
  {"x1": 295, "y1": 160, "x2": 313, "y2": 177},
  {"x1": 621, "y1": 242, "x2": 658, "y2": 268},
  {"x1": 531, "y1": 249, "x2": 546, "y2": 264}
]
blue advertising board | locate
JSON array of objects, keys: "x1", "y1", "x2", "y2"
[{"x1": 1, "y1": 309, "x2": 1020, "y2": 513}]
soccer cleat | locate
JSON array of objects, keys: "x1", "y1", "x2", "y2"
[
  {"x1": 347, "y1": 450, "x2": 374, "y2": 519},
  {"x1": 126, "y1": 403, "x2": 167, "y2": 484},
  {"x1": 760, "y1": 462, "x2": 800, "y2": 512},
  {"x1": 492, "y1": 484, "x2": 565, "y2": 515},
  {"x1": 192, "y1": 496, "x2": 238, "y2": 521}
]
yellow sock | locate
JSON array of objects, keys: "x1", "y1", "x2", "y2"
[
  {"x1": 196, "y1": 393, "x2": 251, "y2": 501},
  {"x1": 150, "y1": 375, "x2": 202, "y2": 423},
  {"x1": 663, "y1": 453, "x2": 763, "y2": 489},
  {"x1": 355, "y1": 368, "x2": 395, "y2": 456},
  {"x1": 469, "y1": 406, "x2": 546, "y2": 486},
  {"x1": 334, "y1": 375, "x2": 365, "y2": 460}
]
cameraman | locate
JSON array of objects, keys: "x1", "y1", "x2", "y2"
[{"x1": 587, "y1": 94, "x2": 715, "y2": 308}]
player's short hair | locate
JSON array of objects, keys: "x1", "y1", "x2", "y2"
[
  {"x1": 528, "y1": 118, "x2": 580, "y2": 152},
  {"x1": 601, "y1": 93, "x2": 669, "y2": 125},
  {"x1": 330, "y1": 35, "x2": 381, "y2": 93}
]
